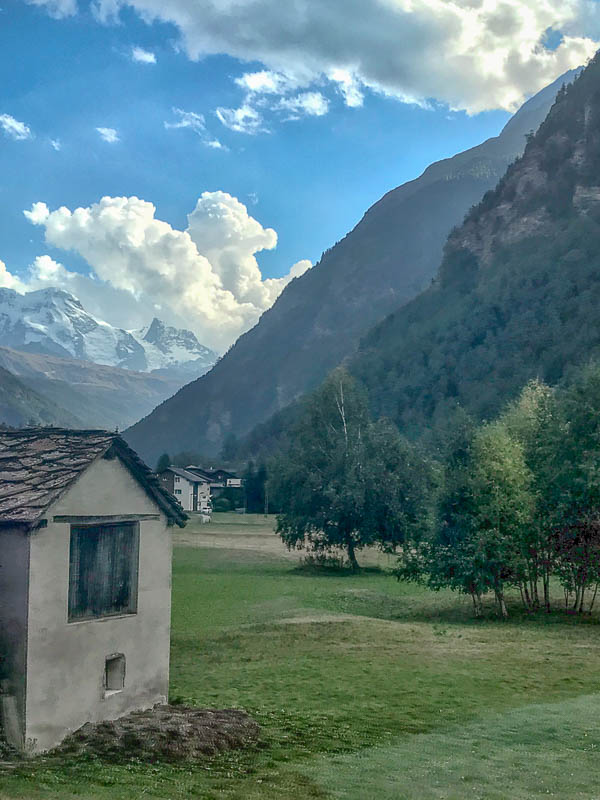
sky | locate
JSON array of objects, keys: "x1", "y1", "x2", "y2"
[{"x1": 1, "y1": 0, "x2": 599, "y2": 351}]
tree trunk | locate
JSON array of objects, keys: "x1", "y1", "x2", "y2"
[
  {"x1": 494, "y1": 582, "x2": 508, "y2": 619},
  {"x1": 474, "y1": 592, "x2": 483, "y2": 617},
  {"x1": 578, "y1": 582, "x2": 587, "y2": 615},
  {"x1": 589, "y1": 582, "x2": 599, "y2": 614},
  {"x1": 543, "y1": 572, "x2": 550, "y2": 613},
  {"x1": 346, "y1": 537, "x2": 359, "y2": 571},
  {"x1": 522, "y1": 583, "x2": 532, "y2": 611},
  {"x1": 471, "y1": 591, "x2": 483, "y2": 617}
]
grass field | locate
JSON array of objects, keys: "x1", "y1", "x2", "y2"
[{"x1": 3, "y1": 513, "x2": 600, "y2": 799}]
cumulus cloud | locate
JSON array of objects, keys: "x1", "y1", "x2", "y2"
[
  {"x1": 131, "y1": 45, "x2": 156, "y2": 63},
  {"x1": 0, "y1": 260, "x2": 25, "y2": 291},
  {"x1": 96, "y1": 126, "x2": 119, "y2": 143},
  {"x1": 21, "y1": 193, "x2": 311, "y2": 350},
  {"x1": 329, "y1": 69, "x2": 364, "y2": 108},
  {"x1": 230, "y1": 71, "x2": 331, "y2": 127},
  {"x1": 235, "y1": 70, "x2": 301, "y2": 95},
  {"x1": 89, "y1": 0, "x2": 597, "y2": 114},
  {"x1": 215, "y1": 104, "x2": 265, "y2": 134},
  {"x1": 0, "y1": 114, "x2": 32, "y2": 141},
  {"x1": 277, "y1": 92, "x2": 329, "y2": 118}
]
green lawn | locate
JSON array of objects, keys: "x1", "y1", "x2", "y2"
[{"x1": 3, "y1": 519, "x2": 600, "y2": 799}]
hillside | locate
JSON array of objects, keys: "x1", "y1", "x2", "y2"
[
  {"x1": 0, "y1": 347, "x2": 185, "y2": 431},
  {"x1": 0, "y1": 365, "x2": 81, "y2": 428},
  {"x1": 125, "y1": 71, "x2": 576, "y2": 464},
  {"x1": 349, "y1": 53, "x2": 600, "y2": 436}
]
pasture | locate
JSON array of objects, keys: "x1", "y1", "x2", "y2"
[{"x1": 2, "y1": 513, "x2": 600, "y2": 799}]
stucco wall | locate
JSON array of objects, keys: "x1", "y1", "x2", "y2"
[
  {"x1": 25, "y1": 456, "x2": 172, "y2": 753},
  {"x1": 0, "y1": 527, "x2": 29, "y2": 749},
  {"x1": 173, "y1": 476, "x2": 193, "y2": 511}
]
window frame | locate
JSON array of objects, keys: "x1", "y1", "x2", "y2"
[{"x1": 67, "y1": 520, "x2": 140, "y2": 623}]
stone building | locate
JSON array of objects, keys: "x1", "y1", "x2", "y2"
[{"x1": 0, "y1": 428, "x2": 186, "y2": 753}]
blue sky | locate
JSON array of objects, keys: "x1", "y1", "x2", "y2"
[{"x1": 1, "y1": 0, "x2": 597, "y2": 349}]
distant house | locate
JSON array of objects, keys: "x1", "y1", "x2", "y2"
[
  {"x1": 185, "y1": 467, "x2": 243, "y2": 494},
  {"x1": 0, "y1": 428, "x2": 186, "y2": 753},
  {"x1": 158, "y1": 466, "x2": 212, "y2": 515}
]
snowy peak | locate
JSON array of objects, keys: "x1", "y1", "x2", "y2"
[
  {"x1": 131, "y1": 318, "x2": 217, "y2": 373},
  {"x1": 0, "y1": 288, "x2": 217, "y2": 377},
  {"x1": 143, "y1": 317, "x2": 203, "y2": 351}
]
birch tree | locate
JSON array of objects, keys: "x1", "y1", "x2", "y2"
[{"x1": 272, "y1": 368, "x2": 432, "y2": 569}]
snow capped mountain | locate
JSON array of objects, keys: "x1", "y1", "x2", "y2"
[
  {"x1": 132, "y1": 317, "x2": 217, "y2": 374},
  {"x1": 0, "y1": 287, "x2": 218, "y2": 376}
]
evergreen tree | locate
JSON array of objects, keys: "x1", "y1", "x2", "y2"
[{"x1": 156, "y1": 453, "x2": 171, "y2": 473}]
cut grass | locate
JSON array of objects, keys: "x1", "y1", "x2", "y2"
[
  {"x1": 303, "y1": 694, "x2": 600, "y2": 799},
  {"x1": 3, "y1": 532, "x2": 600, "y2": 799}
]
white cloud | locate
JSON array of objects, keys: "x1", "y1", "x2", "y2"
[
  {"x1": 164, "y1": 108, "x2": 205, "y2": 134},
  {"x1": 223, "y1": 76, "x2": 330, "y2": 131},
  {"x1": 164, "y1": 108, "x2": 226, "y2": 149},
  {"x1": 215, "y1": 104, "x2": 265, "y2": 134},
  {"x1": 235, "y1": 70, "x2": 300, "y2": 95},
  {"x1": 96, "y1": 126, "x2": 119, "y2": 143},
  {"x1": 50, "y1": 138, "x2": 62, "y2": 151},
  {"x1": 89, "y1": 0, "x2": 598, "y2": 114},
  {"x1": 21, "y1": 193, "x2": 311, "y2": 350},
  {"x1": 329, "y1": 69, "x2": 364, "y2": 108},
  {"x1": 25, "y1": 0, "x2": 77, "y2": 18},
  {"x1": 0, "y1": 260, "x2": 25, "y2": 291},
  {"x1": 131, "y1": 45, "x2": 156, "y2": 63},
  {"x1": 0, "y1": 114, "x2": 32, "y2": 141},
  {"x1": 277, "y1": 92, "x2": 329, "y2": 118}
]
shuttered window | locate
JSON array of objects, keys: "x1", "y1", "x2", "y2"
[{"x1": 68, "y1": 522, "x2": 139, "y2": 621}]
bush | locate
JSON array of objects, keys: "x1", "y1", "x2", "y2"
[{"x1": 213, "y1": 497, "x2": 232, "y2": 512}]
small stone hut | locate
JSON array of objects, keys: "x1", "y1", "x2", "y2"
[{"x1": 0, "y1": 428, "x2": 186, "y2": 753}]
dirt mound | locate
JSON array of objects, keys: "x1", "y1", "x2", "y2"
[{"x1": 57, "y1": 706, "x2": 260, "y2": 762}]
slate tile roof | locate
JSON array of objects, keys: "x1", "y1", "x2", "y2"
[
  {"x1": 166, "y1": 466, "x2": 210, "y2": 484},
  {"x1": 0, "y1": 428, "x2": 187, "y2": 528}
]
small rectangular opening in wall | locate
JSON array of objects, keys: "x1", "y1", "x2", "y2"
[{"x1": 104, "y1": 654, "x2": 125, "y2": 695}]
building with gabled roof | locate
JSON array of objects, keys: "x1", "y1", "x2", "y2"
[
  {"x1": 0, "y1": 428, "x2": 186, "y2": 753},
  {"x1": 158, "y1": 466, "x2": 212, "y2": 514}
]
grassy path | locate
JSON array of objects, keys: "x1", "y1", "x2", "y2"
[{"x1": 3, "y1": 514, "x2": 600, "y2": 798}]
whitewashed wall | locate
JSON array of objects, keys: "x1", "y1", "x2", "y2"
[{"x1": 24, "y1": 457, "x2": 172, "y2": 753}]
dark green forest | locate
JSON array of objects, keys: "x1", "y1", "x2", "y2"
[{"x1": 352, "y1": 54, "x2": 600, "y2": 437}]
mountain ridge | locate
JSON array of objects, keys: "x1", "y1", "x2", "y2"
[
  {"x1": 0, "y1": 364, "x2": 82, "y2": 428},
  {"x1": 124, "y1": 68, "x2": 580, "y2": 465},
  {"x1": 0, "y1": 287, "x2": 217, "y2": 377},
  {"x1": 348, "y1": 53, "x2": 600, "y2": 436},
  {"x1": 0, "y1": 346, "x2": 188, "y2": 431}
]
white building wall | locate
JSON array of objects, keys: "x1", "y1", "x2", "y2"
[
  {"x1": 172, "y1": 476, "x2": 193, "y2": 511},
  {"x1": 197, "y1": 483, "x2": 211, "y2": 513},
  {"x1": 24, "y1": 456, "x2": 172, "y2": 753}
]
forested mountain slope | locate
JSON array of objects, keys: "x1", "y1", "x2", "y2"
[
  {"x1": 0, "y1": 366, "x2": 81, "y2": 428},
  {"x1": 350, "y1": 53, "x2": 600, "y2": 435},
  {"x1": 125, "y1": 71, "x2": 575, "y2": 464}
]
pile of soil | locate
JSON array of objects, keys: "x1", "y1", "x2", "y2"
[{"x1": 57, "y1": 705, "x2": 260, "y2": 762}]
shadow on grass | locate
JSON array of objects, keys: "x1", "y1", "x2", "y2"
[{"x1": 291, "y1": 563, "x2": 386, "y2": 577}]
